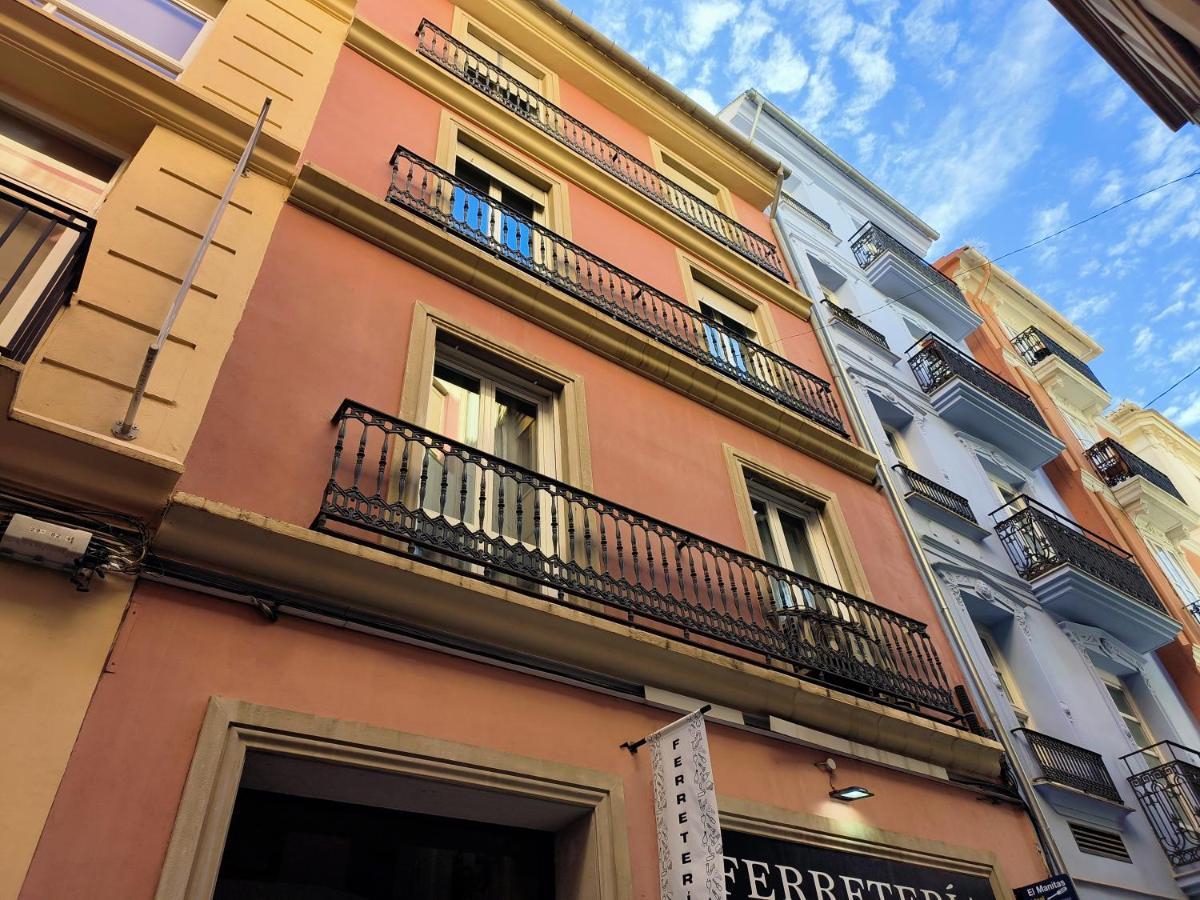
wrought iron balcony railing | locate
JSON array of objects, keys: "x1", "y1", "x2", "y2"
[
  {"x1": 316, "y1": 402, "x2": 960, "y2": 719},
  {"x1": 1086, "y1": 438, "x2": 1186, "y2": 503},
  {"x1": 387, "y1": 146, "x2": 845, "y2": 434},
  {"x1": 1015, "y1": 728, "x2": 1122, "y2": 803},
  {"x1": 908, "y1": 333, "x2": 1049, "y2": 430},
  {"x1": 1123, "y1": 742, "x2": 1200, "y2": 867},
  {"x1": 850, "y1": 222, "x2": 966, "y2": 304},
  {"x1": 0, "y1": 176, "x2": 94, "y2": 363},
  {"x1": 1012, "y1": 327, "x2": 1105, "y2": 391},
  {"x1": 416, "y1": 19, "x2": 787, "y2": 281},
  {"x1": 994, "y1": 497, "x2": 1166, "y2": 613},
  {"x1": 822, "y1": 299, "x2": 889, "y2": 349},
  {"x1": 892, "y1": 465, "x2": 978, "y2": 523}
]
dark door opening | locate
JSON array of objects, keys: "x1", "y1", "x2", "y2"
[{"x1": 214, "y1": 788, "x2": 556, "y2": 900}]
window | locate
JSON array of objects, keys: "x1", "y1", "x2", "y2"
[
  {"x1": 692, "y1": 277, "x2": 757, "y2": 376},
  {"x1": 1062, "y1": 412, "x2": 1097, "y2": 448},
  {"x1": 1100, "y1": 673, "x2": 1161, "y2": 769},
  {"x1": 978, "y1": 628, "x2": 1029, "y2": 725},
  {"x1": 461, "y1": 21, "x2": 546, "y2": 111},
  {"x1": 1147, "y1": 540, "x2": 1200, "y2": 611},
  {"x1": 423, "y1": 346, "x2": 558, "y2": 549},
  {"x1": 657, "y1": 150, "x2": 723, "y2": 211},
  {"x1": 881, "y1": 424, "x2": 911, "y2": 467},
  {"x1": 32, "y1": 0, "x2": 210, "y2": 77},
  {"x1": 749, "y1": 480, "x2": 839, "y2": 587},
  {"x1": 451, "y1": 145, "x2": 549, "y2": 261},
  {"x1": 988, "y1": 474, "x2": 1022, "y2": 510}
]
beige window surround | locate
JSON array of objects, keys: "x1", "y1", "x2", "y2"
[
  {"x1": 154, "y1": 697, "x2": 631, "y2": 900},
  {"x1": 649, "y1": 136, "x2": 735, "y2": 217},
  {"x1": 436, "y1": 112, "x2": 572, "y2": 238},
  {"x1": 724, "y1": 444, "x2": 873, "y2": 600},
  {"x1": 451, "y1": 6, "x2": 560, "y2": 103},
  {"x1": 400, "y1": 302, "x2": 593, "y2": 491},
  {"x1": 677, "y1": 252, "x2": 782, "y2": 347}
]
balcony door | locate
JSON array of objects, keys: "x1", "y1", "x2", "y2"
[
  {"x1": 423, "y1": 350, "x2": 558, "y2": 562},
  {"x1": 451, "y1": 150, "x2": 547, "y2": 263},
  {"x1": 1101, "y1": 672, "x2": 1162, "y2": 770},
  {"x1": 694, "y1": 279, "x2": 757, "y2": 378}
]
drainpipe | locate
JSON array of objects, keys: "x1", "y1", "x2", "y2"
[{"x1": 766, "y1": 210, "x2": 1067, "y2": 875}]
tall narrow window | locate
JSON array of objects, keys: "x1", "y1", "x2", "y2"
[
  {"x1": 32, "y1": 0, "x2": 210, "y2": 77},
  {"x1": 1101, "y1": 673, "x2": 1161, "y2": 769},
  {"x1": 881, "y1": 424, "x2": 911, "y2": 467},
  {"x1": 693, "y1": 278, "x2": 757, "y2": 377},
  {"x1": 461, "y1": 22, "x2": 545, "y2": 113},
  {"x1": 451, "y1": 147, "x2": 548, "y2": 262},
  {"x1": 1147, "y1": 540, "x2": 1200, "y2": 613},
  {"x1": 978, "y1": 628, "x2": 1030, "y2": 725},
  {"x1": 749, "y1": 483, "x2": 837, "y2": 587},
  {"x1": 658, "y1": 151, "x2": 723, "y2": 210}
]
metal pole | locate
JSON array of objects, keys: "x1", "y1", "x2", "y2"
[
  {"x1": 113, "y1": 97, "x2": 272, "y2": 440},
  {"x1": 766, "y1": 211, "x2": 1067, "y2": 875}
]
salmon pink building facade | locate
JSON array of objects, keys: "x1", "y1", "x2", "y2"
[{"x1": 0, "y1": 0, "x2": 1050, "y2": 897}]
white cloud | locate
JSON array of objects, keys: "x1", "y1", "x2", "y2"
[
  {"x1": 1096, "y1": 84, "x2": 1128, "y2": 120},
  {"x1": 1071, "y1": 157, "x2": 1101, "y2": 187},
  {"x1": 1133, "y1": 325, "x2": 1157, "y2": 356},
  {"x1": 1152, "y1": 299, "x2": 1186, "y2": 321},
  {"x1": 683, "y1": 0, "x2": 741, "y2": 54},
  {"x1": 685, "y1": 86, "x2": 720, "y2": 113},
  {"x1": 1164, "y1": 390, "x2": 1200, "y2": 429}
]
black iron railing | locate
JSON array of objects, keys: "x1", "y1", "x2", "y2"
[
  {"x1": 387, "y1": 146, "x2": 845, "y2": 434},
  {"x1": 908, "y1": 334, "x2": 1048, "y2": 430},
  {"x1": 1012, "y1": 327, "x2": 1105, "y2": 390},
  {"x1": 822, "y1": 299, "x2": 889, "y2": 349},
  {"x1": 1015, "y1": 728, "x2": 1122, "y2": 802},
  {"x1": 893, "y1": 465, "x2": 978, "y2": 523},
  {"x1": 0, "y1": 177, "x2": 94, "y2": 362},
  {"x1": 993, "y1": 497, "x2": 1165, "y2": 613},
  {"x1": 416, "y1": 19, "x2": 787, "y2": 281},
  {"x1": 1086, "y1": 438, "x2": 1185, "y2": 502},
  {"x1": 783, "y1": 195, "x2": 833, "y2": 233},
  {"x1": 316, "y1": 402, "x2": 959, "y2": 718},
  {"x1": 1123, "y1": 742, "x2": 1200, "y2": 867},
  {"x1": 849, "y1": 222, "x2": 966, "y2": 304}
]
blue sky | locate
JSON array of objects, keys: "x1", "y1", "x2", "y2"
[{"x1": 561, "y1": 0, "x2": 1200, "y2": 434}]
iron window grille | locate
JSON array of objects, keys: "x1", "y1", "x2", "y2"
[
  {"x1": 387, "y1": 145, "x2": 846, "y2": 435},
  {"x1": 907, "y1": 333, "x2": 1049, "y2": 430},
  {"x1": 1122, "y1": 741, "x2": 1200, "y2": 868},
  {"x1": 1011, "y1": 326, "x2": 1105, "y2": 391},
  {"x1": 415, "y1": 19, "x2": 787, "y2": 281},
  {"x1": 892, "y1": 464, "x2": 978, "y2": 523},
  {"x1": 1014, "y1": 728, "x2": 1122, "y2": 802},
  {"x1": 849, "y1": 222, "x2": 966, "y2": 304},
  {"x1": 1086, "y1": 438, "x2": 1186, "y2": 503},
  {"x1": 821, "y1": 299, "x2": 889, "y2": 350},
  {"x1": 315, "y1": 401, "x2": 962, "y2": 720},
  {"x1": 992, "y1": 496, "x2": 1166, "y2": 613},
  {"x1": 0, "y1": 176, "x2": 95, "y2": 363}
]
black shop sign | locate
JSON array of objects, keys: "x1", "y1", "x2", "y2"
[{"x1": 722, "y1": 829, "x2": 996, "y2": 900}]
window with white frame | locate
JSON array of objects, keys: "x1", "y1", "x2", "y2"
[
  {"x1": 1147, "y1": 539, "x2": 1200, "y2": 612},
  {"x1": 1099, "y1": 671, "x2": 1161, "y2": 769},
  {"x1": 692, "y1": 276, "x2": 758, "y2": 377},
  {"x1": 748, "y1": 480, "x2": 839, "y2": 587},
  {"x1": 978, "y1": 628, "x2": 1029, "y2": 725},
  {"x1": 881, "y1": 423, "x2": 912, "y2": 467},
  {"x1": 33, "y1": 0, "x2": 211, "y2": 78},
  {"x1": 451, "y1": 144, "x2": 549, "y2": 262}
]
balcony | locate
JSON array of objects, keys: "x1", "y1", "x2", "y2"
[
  {"x1": 892, "y1": 464, "x2": 989, "y2": 541},
  {"x1": 1087, "y1": 438, "x2": 1198, "y2": 542},
  {"x1": 850, "y1": 223, "x2": 982, "y2": 340},
  {"x1": 821, "y1": 299, "x2": 890, "y2": 351},
  {"x1": 908, "y1": 334, "x2": 1064, "y2": 469},
  {"x1": 1015, "y1": 728, "x2": 1128, "y2": 825},
  {"x1": 0, "y1": 176, "x2": 94, "y2": 363},
  {"x1": 1123, "y1": 742, "x2": 1200, "y2": 872},
  {"x1": 1012, "y1": 327, "x2": 1110, "y2": 417},
  {"x1": 315, "y1": 402, "x2": 961, "y2": 720},
  {"x1": 994, "y1": 499, "x2": 1179, "y2": 653},
  {"x1": 387, "y1": 146, "x2": 845, "y2": 435},
  {"x1": 415, "y1": 20, "x2": 787, "y2": 281}
]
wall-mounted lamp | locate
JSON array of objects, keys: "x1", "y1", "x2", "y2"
[{"x1": 815, "y1": 758, "x2": 874, "y2": 802}]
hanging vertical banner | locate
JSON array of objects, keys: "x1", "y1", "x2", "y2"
[{"x1": 648, "y1": 709, "x2": 724, "y2": 900}]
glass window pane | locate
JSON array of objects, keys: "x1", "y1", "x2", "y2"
[
  {"x1": 751, "y1": 497, "x2": 781, "y2": 568},
  {"x1": 493, "y1": 390, "x2": 536, "y2": 468},
  {"x1": 778, "y1": 508, "x2": 819, "y2": 580},
  {"x1": 69, "y1": 0, "x2": 205, "y2": 61},
  {"x1": 429, "y1": 363, "x2": 481, "y2": 447}
]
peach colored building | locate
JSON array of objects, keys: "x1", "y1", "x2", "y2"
[{"x1": 2, "y1": 1, "x2": 1048, "y2": 898}]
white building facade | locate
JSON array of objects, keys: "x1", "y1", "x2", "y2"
[{"x1": 723, "y1": 89, "x2": 1200, "y2": 899}]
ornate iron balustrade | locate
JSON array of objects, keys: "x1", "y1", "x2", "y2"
[
  {"x1": 849, "y1": 222, "x2": 966, "y2": 304},
  {"x1": 1015, "y1": 728, "x2": 1122, "y2": 802},
  {"x1": 416, "y1": 19, "x2": 787, "y2": 281},
  {"x1": 994, "y1": 498, "x2": 1165, "y2": 612},
  {"x1": 0, "y1": 176, "x2": 94, "y2": 362},
  {"x1": 822, "y1": 299, "x2": 889, "y2": 349},
  {"x1": 892, "y1": 465, "x2": 978, "y2": 523},
  {"x1": 387, "y1": 146, "x2": 845, "y2": 434},
  {"x1": 316, "y1": 401, "x2": 959, "y2": 718},
  {"x1": 1122, "y1": 742, "x2": 1200, "y2": 868},
  {"x1": 782, "y1": 195, "x2": 833, "y2": 233},
  {"x1": 908, "y1": 333, "x2": 1049, "y2": 430},
  {"x1": 1086, "y1": 438, "x2": 1186, "y2": 502},
  {"x1": 1012, "y1": 327, "x2": 1105, "y2": 390}
]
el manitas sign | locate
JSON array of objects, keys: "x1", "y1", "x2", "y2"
[{"x1": 722, "y1": 830, "x2": 996, "y2": 900}]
